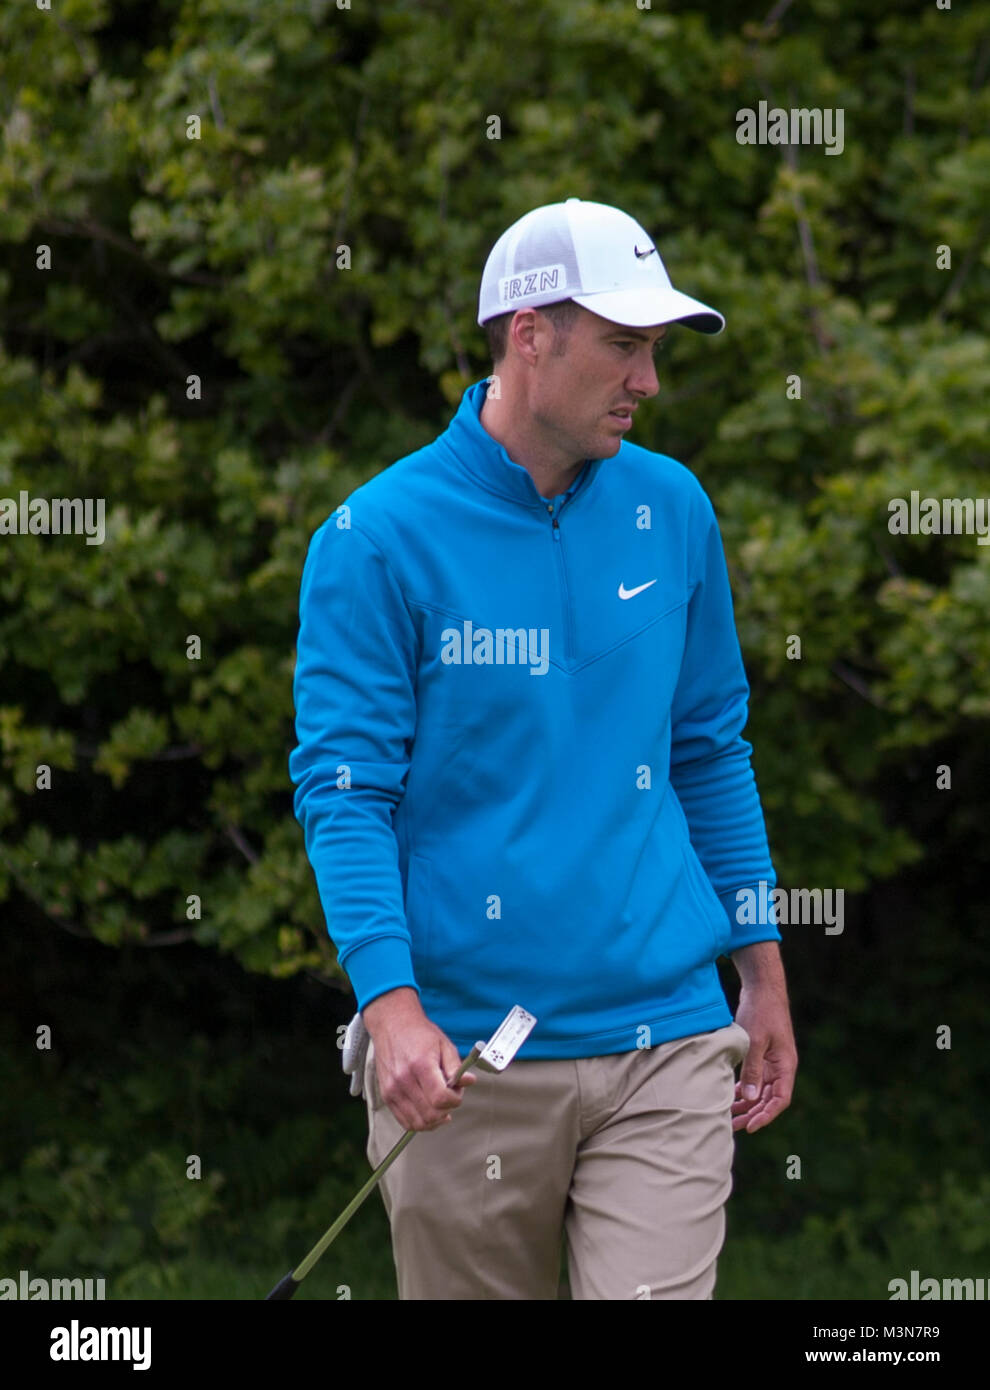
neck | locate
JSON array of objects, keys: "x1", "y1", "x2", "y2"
[{"x1": 479, "y1": 383, "x2": 584, "y2": 499}]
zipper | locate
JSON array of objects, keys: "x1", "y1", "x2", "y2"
[{"x1": 546, "y1": 502, "x2": 573, "y2": 664}]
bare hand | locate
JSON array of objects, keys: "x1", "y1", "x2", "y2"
[
  {"x1": 731, "y1": 985, "x2": 798, "y2": 1134},
  {"x1": 362, "y1": 987, "x2": 477, "y2": 1132}
]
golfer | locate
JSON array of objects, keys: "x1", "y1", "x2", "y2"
[{"x1": 290, "y1": 198, "x2": 798, "y2": 1300}]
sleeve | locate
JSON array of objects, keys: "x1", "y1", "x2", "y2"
[
  {"x1": 667, "y1": 486, "x2": 781, "y2": 951},
  {"x1": 288, "y1": 514, "x2": 422, "y2": 1010}
]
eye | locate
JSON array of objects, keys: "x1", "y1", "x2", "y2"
[{"x1": 613, "y1": 340, "x2": 666, "y2": 355}]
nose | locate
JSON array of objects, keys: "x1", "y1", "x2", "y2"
[{"x1": 627, "y1": 348, "x2": 661, "y2": 399}]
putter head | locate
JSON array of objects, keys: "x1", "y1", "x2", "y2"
[{"x1": 474, "y1": 1005, "x2": 538, "y2": 1072}]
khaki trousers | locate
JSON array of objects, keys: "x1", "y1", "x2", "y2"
[{"x1": 364, "y1": 1020, "x2": 750, "y2": 1300}]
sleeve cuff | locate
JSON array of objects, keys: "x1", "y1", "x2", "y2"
[
  {"x1": 719, "y1": 881, "x2": 782, "y2": 949},
  {"x1": 339, "y1": 936, "x2": 421, "y2": 1013}
]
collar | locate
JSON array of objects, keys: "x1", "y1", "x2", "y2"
[{"x1": 442, "y1": 379, "x2": 604, "y2": 510}]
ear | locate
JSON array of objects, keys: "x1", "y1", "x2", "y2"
[{"x1": 509, "y1": 309, "x2": 543, "y2": 365}]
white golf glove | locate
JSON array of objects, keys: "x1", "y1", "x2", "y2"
[{"x1": 341, "y1": 1011, "x2": 370, "y2": 1098}]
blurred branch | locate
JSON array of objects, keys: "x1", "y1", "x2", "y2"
[
  {"x1": 53, "y1": 15, "x2": 98, "y2": 77},
  {"x1": 875, "y1": 541, "x2": 905, "y2": 580},
  {"x1": 759, "y1": 76, "x2": 831, "y2": 355},
  {"x1": 973, "y1": 35, "x2": 990, "y2": 88},
  {"x1": 47, "y1": 331, "x2": 145, "y2": 373},
  {"x1": 351, "y1": 323, "x2": 405, "y2": 415},
  {"x1": 0, "y1": 847, "x2": 192, "y2": 945},
  {"x1": 903, "y1": 63, "x2": 915, "y2": 139},
  {"x1": 137, "y1": 928, "x2": 195, "y2": 947},
  {"x1": 224, "y1": 820, "x2": 259, "y2": 865},
  {"x1": 151, "y1": 743, "x2": 205, "y2": 761},
  {"x1": 101, "y1": 264, "x2": 197, "y2": 381},
  {"x1": 333, "y1": 86, "x2": 370, "y2": 254},
  {"x1": 74, "y1": 743, "x2": 204, "y2": 761},
  {"x1": 831, "y1": 660, "x2": 885, "y2": 707},
  {"x1": 0, "y1": 859, "x2": 91, "y2": 939},
  {"x1": 437, "y1": 135, "x2": 471, "y2": 381},
  {"x1": 303, "y1": 967, "x2": 350, "y2": 992},
  {"x1": 934, "y1": 216, "x2": 990, "y2": 323},
  {"x1": 315, "y1": 369, "x2": 363, "y2": 444},
  {"x1": 207, "y1": 72, "x2": 225, "y2": 131},
  {"x1": 762, "y1": 0, "x2": 797, "y2": 28},
  {"x1": 661, "y1": 381, "x2": 722, "y2": 407},
  {"x1": 745, "y1": 10, "x2": 832, "y2": 357},
  {"x1": 39, "y1": 216, "x2": 226, "y2": 289},
  {"x1": 961, "y1": 37, "x2": 990, "y2": 142}
]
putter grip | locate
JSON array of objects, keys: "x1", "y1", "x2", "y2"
[{"x1": 265, "y1": 1271, "x2": 300, "y2": 1301}]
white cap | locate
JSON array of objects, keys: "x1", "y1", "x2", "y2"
[{"x1": 477, "y1": 197, "x2": 724, "y2": 333}]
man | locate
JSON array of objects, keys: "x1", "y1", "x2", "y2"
[{"x1": 289, "y1": 197, "x2": 797, "y2": 1300}]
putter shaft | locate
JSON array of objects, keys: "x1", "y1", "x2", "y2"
[{"x1": 275, "y1": 1044, "x2": 483, "y2": 1292}]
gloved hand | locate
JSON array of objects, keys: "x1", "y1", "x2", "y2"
[{"x1": 341, "y1": 1012, "x2": 370, "y2": 1098}]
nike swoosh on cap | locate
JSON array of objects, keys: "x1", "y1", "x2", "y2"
[
  {"x1": 634, "y1": 245, "x2": 656, "y2": 259},
  {"x1": 618, "y1": 580, "x2": 657, "y2": 600}
]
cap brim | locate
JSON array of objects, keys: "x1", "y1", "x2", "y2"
[{"x1": 570, "y1": 286, "x2": 725, "y2": 334}]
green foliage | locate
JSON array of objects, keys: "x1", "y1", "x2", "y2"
[
  {"x1": 0, "y1": 984, "x2": 397, "y2": 1301},
  {"x1": 3, "y1": 978, "x2": 986, "y2": 1300},
  {"x1": 0, "y1": 0, "x2": 987, "y2": 1299},
  {"x1": 2, "y1": 0, "x2": 987, "y2": 974},
  {"x1": 720, "y1": 1171, "x2": 990, "y2": 1300}
]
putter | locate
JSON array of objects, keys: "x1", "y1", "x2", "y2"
[{"x1": 264, "y1": 1004, "x2": 537, "y2": 1300}]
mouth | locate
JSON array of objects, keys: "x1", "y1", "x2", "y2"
[{"x1": 608, "y1": 407, "x2": 635, "y2": 427}]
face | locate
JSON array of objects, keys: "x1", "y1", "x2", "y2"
[{"x1": 518, "y1": 307, "x2": 667, "y2": 465}]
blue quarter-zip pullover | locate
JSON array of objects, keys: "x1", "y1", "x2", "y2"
[{"x1": 289, "y1": 379, "x2": 780, "y2": 1058}]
